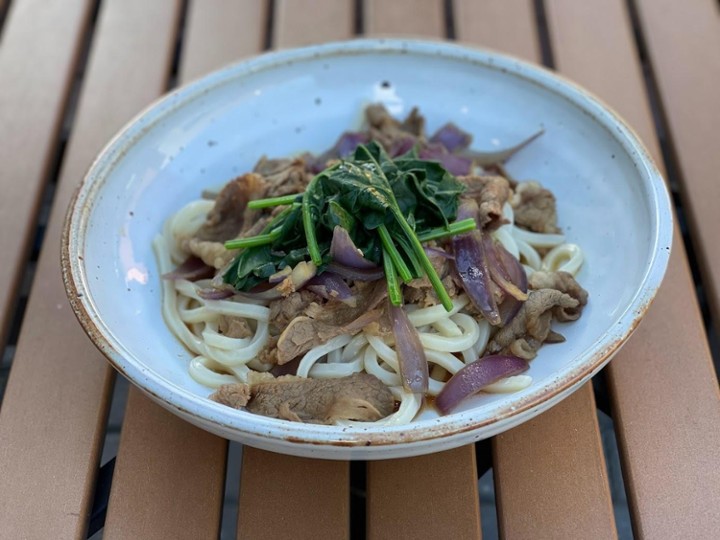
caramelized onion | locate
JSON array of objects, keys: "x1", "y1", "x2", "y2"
[
  {"x1": 483, "y1": 234, "x2": 528, "y2": 301},
  {"x1": 306, "y1": 272, "x2": 354, "y2": 303},
  {"x1": 389, "y1": 303, "x2": 429, "y2": 394},
  {"x1": 162, "y1": 257, "x2": 215, "y2": 281},
  {"x1": 430, "y1": 123, "x2": 472, "y2": 152},
  {"x1": 330, "y1": 226, "x2": 377, "y2": 269},
  {"x1": 436, "y1": 355, "x2": 529, "y2": 414},
  {"x1": 326, "y1": 262, "x2": 384, "y2": 281}
]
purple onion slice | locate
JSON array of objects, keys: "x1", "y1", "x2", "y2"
[
  {"x1": 306, "y1": 272, "x2": 354, "y2": 303},
  {"x1": 162, "y1": 257, "x2": 215, "y2": 281},
  {"x1": 389, "y1": 303, "x2": 429, "y2": 394},
  {"x1": 326, "y1": 262, "x2": 384, "y2": 282},
  {"x1": 429, "y1": 123, "x2": 473, "y2": 152},
  {"x1": 330, "y1": 226, "x2": 377, "y2": 269},
  {"x1": 483, "y1": 234, "x2": 528, "y2": 301},
  {"x1": 436, "y1": 355, "x2": 529, "y2": 414}
]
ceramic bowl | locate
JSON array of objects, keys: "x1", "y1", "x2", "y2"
[{"x1": 62, "y1": 39, "x2": 672, "y2": 459}]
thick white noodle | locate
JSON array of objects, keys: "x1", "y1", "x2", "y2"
[
  {"x1": 512, "y1": 226, "x2": 566, "y2": 248},
  {"x1": 461, "y1": 318, "x2": 491, "y2": 364},
  {"x1": 167, "y1": 199, "x2": 214, "y2": 263},
  {"x1": 418, "y1": 313, "x2": 480, "y2": 352},
  {"x1": 541, "y1": 243, "x2": 584, "y2": 276},
  {"x1": 515, "y1": 238, "x2": 542, "y2": 270},
  {"x1": 309, "y1": 357, "x2": 363, "y2": 378},
  {"x1": 189, "y1": 356, "x2": 238, "y2": 388},
  {"x1": 483, "y1": 375, "x2": 533, "y2": 393},
  {"x1": 493, "y1": 226, "x2": 520, "y2": 259},
  {"x1": 296, "y1": 335, "x2": 353, "y2": 378},
  {"x1": 407, "y1": 295, "x2": 468, "y2": 327}
]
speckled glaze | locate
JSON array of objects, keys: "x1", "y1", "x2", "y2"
[{"x1": 62, "y1": 39, "x2": 672, "y2": 460}]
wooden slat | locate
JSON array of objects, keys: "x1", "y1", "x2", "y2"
[
  {"x1": 456, "y1": 3, "x2": 617, "y2": 538},
  {"x1": 493, "y1": 385, "x2": 616, "y2": 539},
  {"x1": 180, "y1": 0, "x2": 268, "y2": 82},
  {"x1": 0, "y1": 0, "x2": 92, "y2": 347},
  {"x1": 0, "y1": 0, "x2": 101, "y2": 538},
  {"x1": 367, "y1": 445, "x2": 481, "y2": 539},
  {"x1": 364, "y1": 0, "x2": 445, "y2": 37},
  {"x1": 237, "y1": 448, "x2": 350, "y2": 539},
  {"x1": 546, "y1": 0, "x2": 720, "y2": 537},
  {"x1": 104, "y1": 1, "x2": 274, "y2": 537},
  {"x1": 634, "y1": 0, "x2": 720, "y2": 326},
  {"x1": 104, "y1": 390, "x2": 228, "y2": 539},
  {"x1": 0, "y1": 0, "x2": 179, "y2": 538},
  {"x1": 274, "y1": 0, "x2": 354, "y2": 48},
  {"x1": 363, "y1": 6, "x2": 483, "y2": 539},
  {"x1": 454, "y1": 0, "x2": 540, "y2": 61},
  {"x1": 234, "y1": 4, "x2": 357, "y2": 539}
]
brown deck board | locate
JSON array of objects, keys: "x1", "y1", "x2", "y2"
[
  {"x1": 364, "y1": 0, "x2": 445, "y2": 37},
  {"x1": 362, "y1": 5, "x2": 482, "y2": 538},
  {"x1": 367, "y1": 445, "x2": 481, "y2": 540},
  {"x1": 237, "y1": 448, "x2": 350, "y2": 540},
  {"x1": 546, "y1": 0, "x2": 720, "y2": 537},
  {"x1": 274, "y1": 0, "x2": 354, "y2": 48},
  {"x1": 456, "y1": 3, "x2": 617, "y2": 538},
  {"x1": 634, "y1": 0, "x2": 720, "y2": 329},
  {"x1": 233, "y1": 4, "x2": 356, "y2": 539},
  {"x1": 0, "y1": 0, "x2": 177, "y2": 538},
  {"x1": 0, "y1": 0, "x2": 93, "y2": 348},
  {"x1": 104, "y1": 390, "x2": 228, "y2": 539},
  {"x1": 180, "y1": 0, "x2": 269, "y2": 82},
  {"x1": 104, "y1": 1, "x2": 275, "y2": 537}
]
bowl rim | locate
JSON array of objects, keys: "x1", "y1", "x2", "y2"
[{"x1": 61, "y1": 37, "x2": 673, "y2": 451}]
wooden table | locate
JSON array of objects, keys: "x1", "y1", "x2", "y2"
[{"x1": 0, "y1": 1, "x2": 719, "y2": 538}]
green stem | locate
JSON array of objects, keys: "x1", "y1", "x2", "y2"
[
  {"x1": 224, "y1": 229, "x2": 281, "y2": 250},
  {"x1": 302, "y1": 177, "x2": 323, "y2": 265},
  {"x1": 378, "y1": 224, "x2": 413, "y2": 282},
  {"x1": 416, "y1": 218, "x2": 477, "y2": 243},
  {"x1": 392, "y1": 208, "x2": 454, "y2": 311},
  {"x1": 247, "y1": 193, "x2": 301, "y2": 209},
  {"x1": 383, "y1": 249, "x2": 403, "y2": 306}
]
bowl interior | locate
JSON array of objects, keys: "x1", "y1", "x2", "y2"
[{"x1": 70, "y1": 41, "x2": 669, "y2": 455}]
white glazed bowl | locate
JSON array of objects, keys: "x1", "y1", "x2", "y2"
[{"x1": 63, "y1": 39, "x2": 672, "y2": 460}]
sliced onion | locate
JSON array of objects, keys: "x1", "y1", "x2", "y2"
[
  {"x1": 198, "y1": 287, "x2": 235, "y2": 300},
  {"x1": 435, "y1": 355, "x2": 529, "y2": 414},
  {"x1": 306, "y1": 272, "x2": 354, "y2": 304},
  {"x1": 494, "y1": 238, "x2": 529, "y2": 325},
  {"x1": 268, "y1": 266, "x2": 292, "y2": 284},
  {"x1": 451, "y1": 228, "x2": 501, "y2": 326},
  {"x1": 463, "y1": 129, "x2": 544, "y2": 166},
  {"x1": 330, "y1": 226, "x2": 377, "y2": 269},
  {"x1": 388, "y1": 135, "x2": 417, "y2": 157},
  {"x1": 430, "y1": 123, "x2": 472, "y2": 152},
  {"x1": 326, "y1": 262, "x2": 384, "y2": 281},
  {"x1": 418, "y1": 143, "x2": 473, "y2": 176},
  {"x1": 424, "y1": 246, "x2": 454, "y2": 260},
  {"x1": 162, "y1": 257, "x2": 216, "y2": 281},
  {"x1": 240, "y1": 261, "x2": 317, "y2": 301},
  {"x1": 389, "y1": 303, "x2": 429, "y2": 394},
  {"x1": 483, "y1": 234, "x2": 527, "y2": 301},
  {"x1": 334, "y1": 131, "x2": 370, "y2": 157}
]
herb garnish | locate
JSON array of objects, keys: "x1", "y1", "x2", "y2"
[{"x1": 222, "y1": 142, "x2": 475, "y2": 311}]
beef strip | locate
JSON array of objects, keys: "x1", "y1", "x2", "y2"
[
  {"x1": 528, "y1": 270, "x2": 588, "y2": 321},
  {"x1": 365, "y1": 104, "x2": 425, "y2": 153},
  {"x1": 211, "y1": 372, "x2": 394, "y2": 424},
  {"x1": 275, "y1": 281, "x2": 387, "y2": 364},
  {"x1": 217, "y1": 316, "x2": 253, "y2": 339},
  {"x1": 458, "y1": 175, "x2": 511, "y2": 230},
  {"x1": 486, "y1": 289, "x2": 579, "y2": 360},
  {"x1": 181, "y1": 173, "x2": 266, "y2": 268},
  {"x1": 511, "y1": 181, "x2": 560, "y2": 233},
  {"x1": 267, "y1": 290, "x2": 318, "y2": 336},
  {"x1": 253, "y1": 157, "x2": 310, "y2": 198}
]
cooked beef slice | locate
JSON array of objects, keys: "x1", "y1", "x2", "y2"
[
  {"x1": 511, "y1": 181, "x2": 560, "y2": 233},
  {"x1": 458, "y1": 175, "x2": 511, "y2": 230},
  {"x1": 486, "y1": 289, "x2": 579, "y2": 360},
  {"x1": 211, "y1": 372, "x2": 394, "y2": 424}
]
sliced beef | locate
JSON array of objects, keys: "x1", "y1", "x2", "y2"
[
  {"x1": 253, "y1": 157, "x2": 310, "y2": 198},
  {"x1": 528, "y1": 270, "x2": 588, "y2": 321},
  {"x1": 268, "y1": 290, "x2": 318, "y2": 336},
  {"x1": 182, "y1": 238, "x2": 237, "y2": 269},
  {"x1": 275, "y1": 281, "x2": 387, "y2": 364},
  {"x1": 211, "y1": 372, "x2": 394, "y2": 424},
  {"x1": 486, "y1": 289, "x2": 579, "y2": 360},
  {"x1": 217, "y1": 316, "x2": 253, "y2": 339},
  {"x1": 458, "y1": 175, "x2": 511, "y2": 230},
  {"x1": 511, "y1": 181, "x2": 560, "y2": 233},
  {"x1": 365, "y1": 104, "x2": 425, "y2": 154},
  {"x1": 195, "y1": 173, "x2": 266, "y2": 242}
]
